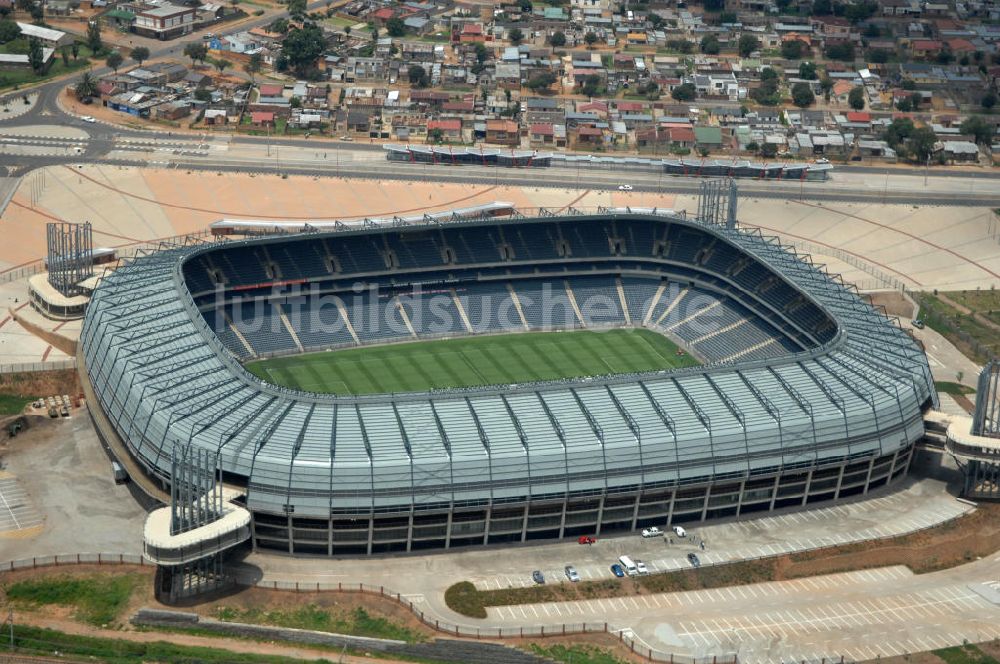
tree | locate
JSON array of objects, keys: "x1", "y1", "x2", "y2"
[
  {"x1": 549, "y1": 30, "x2": 565, "y2": 47},
  {"x1": 130, "y1": 46, "x2": 149, "y2": 66},
  {"x1": 579, "y1": 73, "x2": 602, "y2": 97},
  {"x1": 0, "y1": 19, "x2": 19, "y2": 43},
  {"x1": 60, "y1": 48, "x2": 67, "y2": 66},
  {"x1": 666, "y1": 38, "x2": 693, "y2": 54},
  {"x1": 848, "y1": 85, "x2": 865, "y2": 110},
  {"x1": 760, "y1": 142, "x2": 778, "y2": 158},
  {"x1": 843, "y1": 0, "x2": 877, "y2": 23},
  {"x1": 647, "y1": 12, "x2": 664, "y2": 28},
  {"x1": 746, "y1": 140, "x2": 759, "y2": 153},
  {"x1": 193, "y1": 87, "x2": 212, "y2": 102},
  {"x1": 282, "y1": 24, "x2": 325, "y2": 76},
  {"x1": 268, "y1": 18, "x2": 289, "y2": 34},
  {"x1": 704, "y1": 0, "x2": 723, "y2": 9},
  {"x1": 509, "y1": 27, "x2": 523, "y2": 44},
  {"x1": 408, "y1": 64, "x2": 428, "y2": 87},
  {"x1": 700, "y1": 34, "x2": 720, "y2": 54},
  {"x1": 819, "y1": 75, "x2": 833, "y2": 100},
  {"x1": 825, "y1": 42, "x2": 855, "y2": 61},
  {"x1": 86, "y1": 21, "x2": 102, "y2": 54},
  {"x1": 105, "y1": 50, "x2": 123, "y2": 73},
  {"x1": 584, "y1": 31, "x2": 597, "y2": 48},
  {"x1": 812, "y1": 0, "x2": 832, "y2": 14},
  {"x1": 184, "y1": 42, "x2": 208, "y2": 65},
  {"x1": 27, "y1": 37, "x2": 42, "y2": 72},
  {"x1": 213, "y1": 57, "x2": 231, "y2": 74},
  {"x1": 28, "y1": 3, "x2": 42, "y2": 22},
  {"x1": 287, "y1": 0, "x2": 306, "y2": 16},
  {"x1": 525, "y1": 71, "x2": 556, "y2": 92},
  {"x1": 427, "y1": 127, "x2": 443, "y2": 143},
  {"x1": 791, "y1": 82, "x2": 815, "y2": 107},
  {"x1": 895, "y1": 96, "x2": 912, "y2": 112},
  {"x1": 798, "y1": 61, "x2": 817, "y2": 80},
  {"x1": 474, "y1": 41, "x2": 488, "y2": 64},
  {"x1": 74, "y1": 71, "x2": 97, "y2": 99},
  {"x1": 671, "y1": 82, "x2": 696, "y2": 101},
  {"x1": 961, "y1": 115, "x2": 993, "y2": 144},
  {"x1": 738, "y1": 34, "x2": 760, "y2": 57},
  {"x1": 70, "y1": 42, "x2": 78, "y2": 60},
  {"x1": 750, "y1": 67, "x2": 781, "y2": 105},
  {"x1": 781, "y1": 39, "x2": 805, "y2": 59},
  {"x1": 289, "y1": 95, "x2": 301, "y2": 108},
  {"x1": 983, "y1": 90, "x2": 998, "y2": 110},
  {"x1": 883, "y1": 118, "x2": 914, "y2": 148},
  {"x1": 245, "y1": 52, "x2": 262, "y2": 82},
  {"x1": 867, "y1": 49, "x2": 889, "y2": 64},
  {"x1": 936, "y1": 48, "x2": 954, "y2": 64},
  {"x1": 907, "y1": 126, "x2": 937, "y2": 161},
  {"x1": 386, "y1": 18, "x2": 405, "y2": 37},
  {"x1": 900, "y1": 78, "x2": 916, "y2": 90},
  {"x1": 863, "y1": 23, "x2": 880, "y2": 38}
]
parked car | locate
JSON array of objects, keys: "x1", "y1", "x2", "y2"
[
  {"x1": 80, "y1": 116, "x2": 96, "y2": 123},
  {"x1": 617, "y1": 184, "x2": 633, "y2": 191},
  {"x1": 641, "y1": 526, "x2": 663, "y2": 538},
  {"x1": 814, "y1": 158, "x2": 830, "y2": 164},
  {"x1": 636, "y1": 560, "x2": 649, "y2": 574},
  {"x1": 578, "y1": 535, "x2": 596, "y2": 545},
  {"x1": 565, "y1": 565, "x2": 580, "y2": 582},
  {"x1": 672, "y1": 525, "x2": 687, "y2": 538},
  {"x1": 610, "y1": 563, "x2": 624, "y2": 578},
  {"x1": 687, "y1": 553, "x2": 701, "y2": 568},
  {"x1": 911, "y1": 319, "x2": 925, "y2": 329},
  {"x1": 532, "y1": 570, "x2": 545, "y2": 584}
]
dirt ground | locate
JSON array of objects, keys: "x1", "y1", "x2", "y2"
[
  {"x1": 869, "y1": 291, "x2": 915, "y2": 319},
  {"x1": 0, "y1": 370, "x2": 79, "y2": 401}
]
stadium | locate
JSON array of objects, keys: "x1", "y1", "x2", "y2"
[{"x1": 80, "y1": 208, "x2": 935, "y2": 557}]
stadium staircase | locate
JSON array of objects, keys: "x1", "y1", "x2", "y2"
[
  {"x1": 561, "y1": 280, "x2": 586, "y2": 328},
  {"x1": 664, "y1": 299, "x2": 720, "y2": 332},
  {"x1": 335, "y1": 298, "x2": 362, "y2": 345},
  {"x1": 615, "y1": 277, "x2": 631, "y2": 325},
  {"x1": 642, "y1": 281, "x2": 667, "y2": 325},
  {"x1": 720, "y1": 336, "x2": 780, "y2": 363},
  {"x1": 691, "y1": 317, "x2": 750, "y2": 347},
  {"x1": 654, "y1": 287, "x2": 688, "y2": 326},
  {"x1": 275, "y1": 303, "x2": 304, "y2": 353},
  {"x1": 449, "y1": 288, "x2": 475, "y2": 333},
  {"x1": 395, "y1": 297, "x2": 418, "y2": 338},
  {"x1": 505, "y1": 283, "x2": 530, "y2": 330},
  {"x1": 224, "y1": 311, "x2": 255, "y2": 358}
]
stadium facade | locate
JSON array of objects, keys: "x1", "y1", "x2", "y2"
[{"x1": 81, "y1": 211, "x2": 935, "y2": 556}]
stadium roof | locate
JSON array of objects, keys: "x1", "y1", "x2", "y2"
[{"x1": 81, "y1": 211, "x2": 934, "y2": 516}]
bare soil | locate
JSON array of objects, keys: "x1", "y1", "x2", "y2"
[
  {"x1": 869, "y1": 291, "x2": 915, "y2": 319},
  {"x1": 0, "y1": 370, "x2": 79, "y2": 402}
]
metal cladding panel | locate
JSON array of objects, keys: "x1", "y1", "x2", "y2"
[{"x1": 79, "y1": 213, "x2": 935, "y2": 517}]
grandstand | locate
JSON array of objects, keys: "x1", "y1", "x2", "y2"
[{"x1": 81, "y1": 211, "x2": 935, "y2": 556}]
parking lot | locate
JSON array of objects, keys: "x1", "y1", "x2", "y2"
[
  {"x1": 0, "y1": 473, "x2": 42, "y2": 534},
  {"x1": 468, "y1": 485, "x2": 971, "y2": 591}
]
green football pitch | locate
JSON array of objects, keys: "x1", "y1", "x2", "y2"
[{"x1": 245, "y1": 328, "x2": 700, "y2": 395}]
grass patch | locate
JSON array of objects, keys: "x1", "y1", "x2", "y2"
[
  {"x1": 214, "y1": 605, "x2": 425, "y2": 643},
  {"x1": 0, "y1": 392, "x2": 35, "y2": 415},
  {"x1": 912, "y1": 292, "x2": 1000, "y2": 364},
  {"x1": 5, "y1": 574, "x2": 143, "y2": 626},
  {"x1": 0, "y1": 43, "x2": 97, "y2": 91},
  {"x1": 11, "y1": 624, "x2": 337, "y2": 664},
  {"x1": 935, "y1": 644, "x2": 1000, "y2": 664},
  {"x1": 529, "y1": 643, "x2": 630, "y2": 664},
  {"x1": 246, "y1": 329, "x2": 699, "y2": 395},
  {"x1": 935, "y1": 381, "x2": 975, "y2": 396}
]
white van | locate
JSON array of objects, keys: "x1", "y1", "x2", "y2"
[
  {"x1": 111, "y1": 460, "x2": 128, "y2": 484},
  {"x1": 618, "y1": 555, "x2": 638, "y2": 576}
]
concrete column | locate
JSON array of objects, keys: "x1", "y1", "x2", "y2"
[
  {"x1": 406, "y1": 510, "x2": 414, "y2": 553},
  {"x1": 886, "y1": 449, "x2": 900, "y2": 482},
  {"x1": 520, "y1": 504, "x2": 529, "y2": 543},
  {"x1": 250, "y1": 513, "x2": 258, "y2": 552},
  {"x1": 594, "y1": 495, "x2": 606, "y2": 535},
  {"x1": 482, "y1": 505, "x2": 492, "y2": 546},
  {"x1": 366, "y1": 515, "x2": 374, "y2": 556},
  {"x1": 833, "y1": 464, "x2": 847, "y2": 500},
  {"x1": 767, "y1": 474, "x2": 781, "y2": 511},
  {"x1": 801, "y1": 469, "x2": 814, "y2": 506},
  {"x1": 327, "y1": 515, "x2": 333, "y2": 557},
  {"x1": 700, "y1": 485, "x2": 711, "y2": 523},
  {"x1": 629, "y1": 493, "x2": 641, "y2": 531},
  {"x1": 735, "y1": 479, "x2": 746, "y2": 519},
  {"x1": 558, "y1": 500, "x2": 567, "y2": 539},
  {"x1": 861, "y1": 457, "x2": 877, "y2": 495},
  {"x1": 287, "y1": 513, "x2": 294, "y2": 555},
  {"x1": 444, "y1": 509, "x2": 454, "y2": 549},
  {"x1": 666, "y1": 489, "x2": 677, "y2": 526}
]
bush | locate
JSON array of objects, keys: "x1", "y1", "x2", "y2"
[{"x1": 444, "y1": 581, "x2": 486, "y2": 619}]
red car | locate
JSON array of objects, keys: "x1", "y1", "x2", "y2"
[{"x1": 578, "y1": 535, "x2": 597, "y2": 545}]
